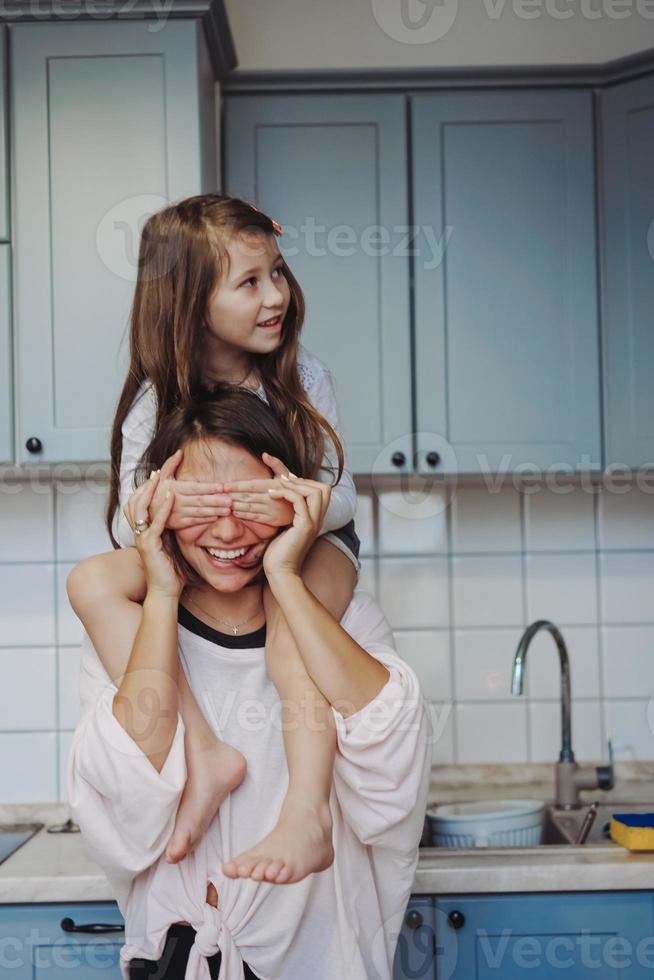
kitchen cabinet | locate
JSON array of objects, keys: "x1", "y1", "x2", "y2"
[
  {"x1": 11, "y1": 20, "x2": 218, "y2": 464},
  {"x1": 411, "y1": 91, "x2": 601, "y2": 476},
  {"x1": 0, "y1": 901, "x2": 124, "y2": 977},
  {"x1": 0, "y1": 26, "x2": 8, "y2": 242},
  {"x1": 393, "y1": 896, "x2": 437, "y2": 980},
  {"x1": 224, "y1": 94, "x2": 413, "y2": 474},
  {"x1": 0, "y1": 244, "x2": 12, "y2": 463},
  {"x1": 434, "y1": 892, "x2": 654, "y2": 979},
  {"x1": 600, "y1": 74, "x2": 654, "y2": 470}
]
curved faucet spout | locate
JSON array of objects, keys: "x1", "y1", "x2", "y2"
[{"x1": 511, "y1": 619, "x2": 574, "y2": 763}]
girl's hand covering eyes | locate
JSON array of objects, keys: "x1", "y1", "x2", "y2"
[
  {"x1": 222, "y1": 451, "x2": 295, "y2": 527},
  {"x1": 147, "y1": 449, "x2": 233, "y2": 530}
]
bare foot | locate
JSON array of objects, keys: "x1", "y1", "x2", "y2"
[
  {"x1": 222, "y1": 797, "x2": 333, "y2": 885},
  {"x1": 165, "y1": 741, "x2": 246, "y2": 864}
]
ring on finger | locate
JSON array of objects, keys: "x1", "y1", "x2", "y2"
[{"x1": 134, "y1": 518, "x2": 148, "y2": 527}]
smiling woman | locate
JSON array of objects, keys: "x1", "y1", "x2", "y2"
[{"x1": 66, "y1": 384, "x2": 431, "y2": 980}]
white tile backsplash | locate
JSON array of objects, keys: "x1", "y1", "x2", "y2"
[
  {"x1": 0, "y1": 732, "x2": 58, "y2": 802},
  {"x1": 451, "y1": 554, "x2": 524, "y2": 627},
  {"x1": 379, "y1": 556, "x2": 449, "y2": 629},
  {"x1": 0, "y1": 563, "x2": 56, "y2": 646},
  {"x1": 454, "y1": 628, "x2": 525, "y2": 701},
  {"x1": 455, "y1": 701, "x2": 528, "y2": 764},
  {"x1": 525, "y1": 553, "x2": 598, "y2": 625},
  {"x1": 56, "y1": 483, "x2": 112, "y2": 562},
  {"x1": 0, "y1": 648, "x2": 56, "y2": 730},
  {"x1": 524, "y1": 485, "x2": 596, "y2": 552},
  {"x1": 528, "y1": 700, "x2": 603, "y2": 763},
  {"x1": 450, "y1": 484, "x2": 522, "y2": 553},
  {"x1": 393, "y1": 629, "x2": 452, "y2": 702},
  {"x1": 601, "y1": 625, "x2": 654, "y2": 699},
  {"x1": 378, "y1": 485, "x2": 448, "y2": 554},
  {"x1": 0, "y1": 483, "x2": 55, "y2": 562},
  {"x1": 2, "y1": 476, "x2": 654, "y2": 803},
  {"x1": 599, "y1": 552, "x2": 654, "y2": 623},
  {"x1": 598, "y1": 485, "x2": 654, "y2": 551}
]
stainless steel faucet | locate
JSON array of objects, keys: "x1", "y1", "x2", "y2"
[{"x1": 511, "y1": 620, "x2": 614, "y2": 809}]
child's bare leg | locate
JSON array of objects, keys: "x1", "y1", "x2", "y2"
[
  {"x1": 223, "y1": 540, "x2": 357, "y2": 884},
  {"x1": 70, "y1": 552, "x2": 247, "y2": 867},
  {"x1": 165, "y1": 663, "x2": 247, "y2": 864}
]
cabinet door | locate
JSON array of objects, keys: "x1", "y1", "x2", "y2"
[
  {"x1": 0, "y1": 901, "x2": 124, "y2": 979},
  {"x1": 11, "y1": 21, "x2": 214, "y2": 464},
  {"x1": 436, "y1": 892, "x2": 654, "y2": 979},
  {"x1": 224, "y1": 94, "x2": 412, "y2": 474},
  {"x1": 393, "y1": 896, "x2": 437, "y2": 980},
  {"x1": 0, "y1": 244, "x2": 12, "y2": 462},
  {"x1": 601, "y1": 74, "x2": 654, "y2": 469},
  {"x1": 0, "y1": 26, "x2": 8, "y2": 241},
  {"x1": 412, "y1": 91, "x2": 601, "y2": 476}
]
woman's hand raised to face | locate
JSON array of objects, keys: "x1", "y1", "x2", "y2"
[
  {"x1": 123, "y1": 472, "x2": 183, "y2": 599},
  {"x1": 262, "y1": 473, "x2": 331, "y2": 580}
]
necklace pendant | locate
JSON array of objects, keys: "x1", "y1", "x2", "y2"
[{"x1": 232, "y1": 626, "x2": 239, "y2": 635}]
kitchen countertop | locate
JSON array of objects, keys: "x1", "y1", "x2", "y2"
[{"x1": 3, "y1": 764, "x2": 654, "y2": 904}]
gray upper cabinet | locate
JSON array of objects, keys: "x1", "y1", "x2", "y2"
[
  {"x1": 11, "y1": 21, "x2": 217, "y2": 464},
  {"x1": 224, "y1": 94, "x2": 412, "y2": 474},
  {"x1": 0, "y1": 27, "x2": 8, "y2": 242},
  {"x1": 411, "y1": 90, "x2": 601, "y2": 476},
  {"x1": 601, "y1": 74, "x2": 654, "y2": 469},
  {"x1": 0, "y1": 245, "x2": 12, "y2": 463}
]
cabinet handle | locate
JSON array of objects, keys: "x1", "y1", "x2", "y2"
[
  {"x1": 60, "y1": 917, "x2": 125, "y2": 934},
  {"x1": 25, "y1": 436, "x2": 43, "y2": 454},
  {"x1": 426, "y1": 451, "x2": 441, "y2": 467},
  {"x1": 405, "y1": 909, "x2": 424, "y2": 930},
  {"x1": 391, "y1": 451, "x2": 406, "y2": 468},
  {"x1": 448, "y1": 910, "x2": 465, "y2": 930}
]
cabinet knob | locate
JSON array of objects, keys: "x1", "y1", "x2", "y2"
[
  {"x1": 25, "y1": 437, "x2": 43, "y2": 454},
  {"x1": 405, "y1": 909, "x2": 423, "y2": 930},
  {"x1": 448, "y1": 910, "x2": 465, "y2": 930},
  {"x1": 426, "y1": 451, "x2": 441, "y2": 468},
  {"x1": 391, "y1": 451, "x2": 406, "y2": 468}
]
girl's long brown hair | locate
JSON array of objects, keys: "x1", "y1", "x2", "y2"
[{"x1": 106, "y1": 194, "x2": 344, "y2": 546}]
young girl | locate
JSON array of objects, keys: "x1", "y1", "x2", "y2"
[{"x1": 89, "y1": 193, "x2": 360, "y2": 885}]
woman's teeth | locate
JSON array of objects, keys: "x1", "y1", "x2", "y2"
[
  {"x1": 259, "y1": 315, "x2": 280, "y2": 326},
  {"x1": 206, "y1": 546, "x2": 248, "y2": 560}
]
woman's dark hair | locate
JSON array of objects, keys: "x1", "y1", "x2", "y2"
[
  {"x1": 105, "y1": 193, "x2": 344, "y2": 546},
  {"x1": 138, "y1": 383, "x2": 303, "y2": 588}
]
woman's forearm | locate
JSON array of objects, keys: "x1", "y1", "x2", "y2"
[
  {"x1": 111, "y1": 591, "x2": 181, "y2": 773},
  {"x1": 267, "y1": 571, "x2": 390, "y2": 718}
]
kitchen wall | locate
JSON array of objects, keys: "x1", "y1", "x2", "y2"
[
  {"x1": 1, "y1": 473, "x2": 653, "y2": 802},
  {"x1": 223, "y1": 0, "x2": 654, "y2": 71}
]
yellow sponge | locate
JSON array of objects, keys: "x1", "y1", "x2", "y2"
[{"x1": 610, "y1": 813, "x2": 654, "y2": 851}]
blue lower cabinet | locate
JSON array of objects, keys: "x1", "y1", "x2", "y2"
[
  {"x1": 435, "y1": 892, "x2": 654, "y2": 979},
  {"x1": 393, "y1": 896, "x2": 437, "y2": 979},
  {"x1": 0, "y1": 902, "x2": 124, "y2": 978}
]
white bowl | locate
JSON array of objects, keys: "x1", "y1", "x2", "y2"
[{"x1": 426, "y1": 798, "x2": 545, "y2": 848}]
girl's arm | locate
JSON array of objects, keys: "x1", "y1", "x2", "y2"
[
  {"x1": 307, "y1": 366, "x2": 357, "y2": 534},
  {"x1": 114, "y1": 383, "x2": 158, "y2": 548}
]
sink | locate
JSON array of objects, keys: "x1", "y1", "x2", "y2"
[
  {"x1": 419, "y1": 802, "x2": 654, "y2": 851},
  {"x1": 546, "y1": 802, "x2": 654, "y2": 846},
  {"x1": 0, "y1": 823, "x2": 43, "y2": 865}
]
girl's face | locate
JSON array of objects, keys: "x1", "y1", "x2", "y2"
[
  {"x1": 204, "y1": 231, "x2": 291, "y2": 358},
  {"x1": 174, "y1": 438, "x2": 279, "y2": 594}
]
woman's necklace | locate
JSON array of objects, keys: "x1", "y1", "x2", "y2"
[{"x1": 183, "y1": 590, "x2": 264, "y2": 636}]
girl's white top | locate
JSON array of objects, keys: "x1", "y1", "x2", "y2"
[
  {"x1": 67, "y1": 590, "x2": 432, "y2": 980},
  {"x1": 113, "y1": 345, "x2": 357, "y2": 548}
]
